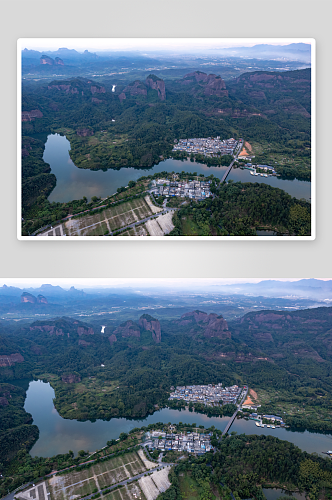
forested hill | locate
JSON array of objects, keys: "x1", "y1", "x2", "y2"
[
  {"x1": 231, "y1": 306, "x2": 332, "y2": 361},
  {"x1": 2, "y1": 306, "x2": 332, "y2": 383},
  {"x1": 1, "y1": 305, "x2": 332, "y2": 433},
  {"x1": 22, "y1": 68, "x2": 311, "y2": 171},
  {"x1": 227, "y1": 68, "x2": 311, "y2": 116}
]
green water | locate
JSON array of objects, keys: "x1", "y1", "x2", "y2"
[
  {"x1": 25, "y1": 380, "x2": 332, "y2": 458},
  {"x1": 44, "y1": 134, "x2": 311, "y2": 203}
]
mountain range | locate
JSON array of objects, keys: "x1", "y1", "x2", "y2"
[
  {"x1": 1, "y1": 279, "x2": 330, "y2": 303},
  {"x1": 21, "y1": 43, "x2": 311, "y2": 66},
  {"x1": 217, "y1": 43, "x2": 311, "y2": 63}
]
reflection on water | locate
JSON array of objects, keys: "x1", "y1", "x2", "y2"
[
  {"x1": 256, "y1": 230, "x2": 277, "y2": 236},
  {"x1": 263, "y1": 489, "x2": 306, "y2": 500},
  {"x1": 44, "y1": 134, "x2": 311, "y2": 203},
  {"x1": 25, "y1": 380, "x2": 332, "y2": 458},
  {"x1": 25, "y1": 380, "x2": 230, "y2": 457},
  {"x1": 231, "y1": 418, "x2": 332, "y2": 455}
]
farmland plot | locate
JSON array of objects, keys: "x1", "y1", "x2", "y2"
[
  {"x1": 150, "y1": 467, "x2": 171, "y2": 493},
  {"x1": 102, "y1": 483, "x2": 144, "y2": 500},
  {"x1": 126, "y1": 482, "x2": 144, "y2": 500},
  {"x1": 145, "y1": 219, "x2": 163, "y2": 236},
  {"x1": 63, "y1": 198, "x2": 154, "y2": 236},
  {"x1": 116, "y1": 486, "x2": 131, "y2": 500},
  {"x1": 48, "y1": 470, "x2": 96, "y2": 500},
  {"x1": 138, "y1": 468, "x2": 171, "y2": 500},
  {"x1": 138, "y1": 477, "x2": 159, "y2": 500},
  {"x1": 103, "y1": 490, "x2": 123, "y2": 500},
  {"x1": 92, "y1": 460, "x2": 128, "y2": 489},
  {"x1": 104, "y1": 199, "x2": 152, "y2": 231},
  {"x1": 48, "y1": 452, "x2": 147, "y2": 500},
  {"x1": 64, "y1": 211, "x2": 106, "y2": 236},
  {"x1": 155, "y1": 212, "x2": 174, "y2": 234},
  {"x1": 16, "y1": 482, "x2": 49, "y2": 500},
  {"x1": 118, "y1": 225, "x2": 148, "y2": 236}
]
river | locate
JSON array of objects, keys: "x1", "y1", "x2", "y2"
[
  {"x1": 24, "y1": 380, "x2": 332, "y2": 458},
  {"x1": 43, "y1": 134, "x2": 311, "y2": 203}
]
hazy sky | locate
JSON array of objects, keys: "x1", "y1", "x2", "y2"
[
  {"x1": 0, "y1": 278, "x2": 329, "y2": 290},
  {"x1": 19, "y1": 38, "x2": 302, "y2": 53}
]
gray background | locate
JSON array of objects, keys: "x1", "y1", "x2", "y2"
[{"x1": 1, "y1": 0, "x2": 330, "y2": 279}]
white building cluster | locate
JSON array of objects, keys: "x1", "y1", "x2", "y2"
[
  {"x1": 150, "y1": 179, "x2": 212, "y2": 200},
  {"x1": 172, "y1": 137, "x2": 240, "y2": 157},
  {"x1": 145, "y1": 431, "x2": 213, "y2": 454},
  {"x1": 169, "y1": 383, "x2": 243, "y2": 406}
]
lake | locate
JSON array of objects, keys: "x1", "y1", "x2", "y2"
[
  {"x1": 24, "y1": 380, "x2": 332, "y2": 458},
  {"x1": 44, "y1": 134, "x2": 311, "y2": 203}
]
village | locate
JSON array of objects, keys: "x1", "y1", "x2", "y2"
[
  {"x1": 172, "y1": 137, "x2": 241, "y2": 157},
  {"x1": 144, "y1": 429, "x2": 214, "y2": 454},
  {"x1": 150, "y1": 178, "x2": 212, "y2": 200},
  {"x1": 168, "y1": 383, "x2": 245, "y2": 406}
]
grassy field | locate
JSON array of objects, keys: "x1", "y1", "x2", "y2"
[
  {"x1": 251, "y1": 386, "x2": 332, "y2": 425},
  {"x1": 63, "y1": 197, "x2": 154, "y2": 236},
  {"x1": 178, "y1": 471, "x2": 224, "y2": 500},
  {"x1": 250, "y1": 140, "x2": 310, "y2": 172},
  {"x1": 179, "y1": 216, "x2": 202, "y2": 236},
  {"x1": 178, "y1": 472, "x2": 202, "y2": 500}
]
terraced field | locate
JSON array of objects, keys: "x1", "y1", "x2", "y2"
[
  {"x1": 119, "y1": 225, "x2": 149, "y2": 236},
  {"x1": 62, "y1": 197, "x2": 154, "y2": 236},
  {"x1": 17, "y1": 452, "x2": 171, "y2": 500},
  {"x1": 119, "y1": 211, "x2": 175, "y2": 237},
  {"x1": 48, "y1": 451, "x2": 147, "y2": 500},
  {"x1": 139, "y1": 468, "x2": 171, "y2": 500}
]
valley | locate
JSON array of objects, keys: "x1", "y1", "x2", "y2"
[
  {"x1": 2, "y1": 278, "x2": 332, "y2": 500},
  {"x1": 20, "y1": 43, "x2": 312, "y2": 237}
]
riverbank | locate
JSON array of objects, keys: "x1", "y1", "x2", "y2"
[
  {"x1": 43, "y1": 134, "x2": 311, "y2": 204},
  {"x1": 19, "y1": 380, "x2": 332, "y2": 458},
  {"x1": 21, "y1": 134, "x2": 311, "y2": 236}
]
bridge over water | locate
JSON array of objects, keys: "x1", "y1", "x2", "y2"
[
  {"x1": 222, "y1": 387, "x2": 248, "y2": 436},
  {"x1": 220, "y1": 140, "x2": 243, "y2": 183}
]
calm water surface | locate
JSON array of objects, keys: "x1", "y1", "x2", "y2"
[
  {"x1": 44, "y1": 134, "x2": 311, "y2": 203},
  {"x1": 263, "y1": 489, "x2": 306, "y2": 500},
  {"x1": 25, "y1": 380, "x2": 332, "y2": 458}
]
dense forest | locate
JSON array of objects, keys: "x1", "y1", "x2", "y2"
[
  {"x1": 169, "y1": 181, "x2": 311, "y2": 236},
  {"x1": 21, "y1": 68, "x2": 311, "y2": 234},
  {"x1": 1, "y1": 306, "x2": 332, "y2": 431},
  {"x1": 160, "y1": 434, "x2": 332, "y2": 500},
  {"x1": 0, "y1": 382, "x2": 39, "y2": 483},
  {"x1": 1, "y1": 304, "x2": 332, "y2": 498}
]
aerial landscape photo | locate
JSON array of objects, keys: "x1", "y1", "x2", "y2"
[
  {"x1": 1, "y1": 277, "x2": 332, "y2": 500},
  {"x1": 19, "y1": 38, "x2": 313, "y2": 238}
]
